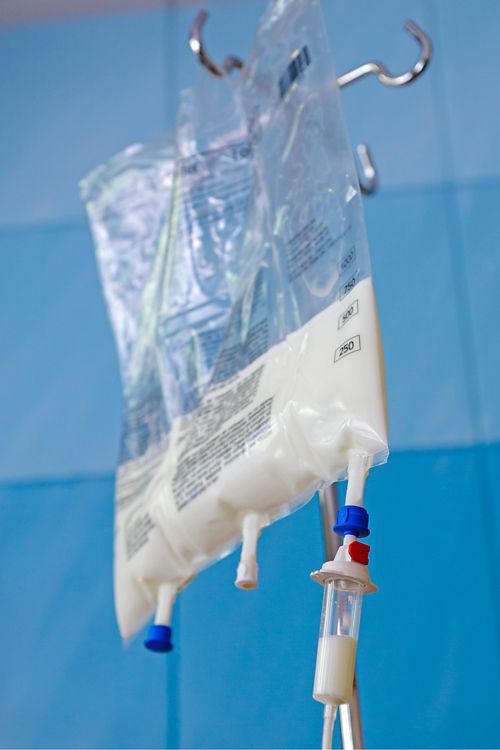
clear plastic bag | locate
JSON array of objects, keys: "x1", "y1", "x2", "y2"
[
  {"x1": 156, "y1": 79, "x2": 253, "y2": 418},
  {"x1": 83, "y1": 0, "x2": 388, "y2": 644},
  {"x1": 81, "y1": 135, "x2": 178, "y2": 636},
  {"x1": 81, "y1": 134, "x2": 175, "y2": 466}
]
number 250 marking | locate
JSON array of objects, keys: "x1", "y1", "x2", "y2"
[{"x1": 334, "y1": 335, "x2": 361, "y2": 363}]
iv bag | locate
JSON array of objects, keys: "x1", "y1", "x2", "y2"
[
  {"x1": 83, "y1": 0, "x2": 388, "y2": 644},
  {"x1": 81, "y1": 135, "x2": 175, "y2": 384},
  {"x1": 81, "y1": 135, "x2": 177, "y2": 634},
  {"x1": 81, "y1": 134, "x2": 176, "y2": 465}
]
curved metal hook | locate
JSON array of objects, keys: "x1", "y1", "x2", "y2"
[
  {"x1": 189, "y1": 11, "x2": 244, "y2": 78},
  {"x1": 356, "y1": 144, "x2": 378, "y2": 195},
  {"x1": 188, "y1": 13, "x2": 427, "y2": 197},
  {"x1": 337, "y1": 20, "x2": 432, "y2": 88},
  {"x1": 189, "y1": 12, "x2": 431, "y2": 91}
]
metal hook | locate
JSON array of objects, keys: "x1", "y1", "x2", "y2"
[
  {"x1": 189, "y1": 11, "x2": 244, "y2": 78},
  {"x1": 188, "y1": 12, "x2": 432, "y2": 90},
  {"x1": 356, "y1": 144, "x2": 378, "y2": 195},
  {"x1": 187, "y1": 12, "x2": 429, "y2": 196},
  {"x1": 336, "y1": 20, "x2": 432, "y2": 89}
]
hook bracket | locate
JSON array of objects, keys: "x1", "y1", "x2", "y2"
[
  {"x1": 189, "y1": 11, "x2": 244, "y2": 77},
  {"x1": 188, "y1": 12, "x2": 432, "y2": 90},
  {"x1": 187, "y1": 11, "x2": 433, "y2": 195},
  {"x1": 336, "y1": 20, "x2": 432, "y2": 89},
  {"x1": 356, "y1": 145, "x2": 378, "y2": 195}
]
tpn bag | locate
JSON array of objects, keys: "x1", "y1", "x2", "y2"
[
  {"x1": 84, "y1": 0, "x2": 388, "y2": 647},
  {"x1": 116, "y1": 77, "x2": 257, "y2": 640},
  {"x1": 81, "y1": 134, "x2": 177, "y2": 635},
  {"x1": 84, "y1": 78, "x2": 256, "y2": 640}
]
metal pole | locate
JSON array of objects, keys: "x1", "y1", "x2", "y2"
[{"x1": 319, "y1": 484, "x2": 364, "y2": 750}]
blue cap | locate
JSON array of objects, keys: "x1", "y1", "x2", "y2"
[
  {"x1": 144, "y1": 624, "x2": 173, "y2": 653},
  {"x1": 334, "y1": 505, "x2": 370, "y2": 538}
]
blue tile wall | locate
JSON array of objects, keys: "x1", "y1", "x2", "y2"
[
  {"x1": 176, "y1": 446, "x2": 500, "y2": 749},
  {"x1": 428, "y1": 0, "x2": 500, "y2": 183},
  {"x1": 0, "y1": 9, "x2": 174, "y2": 226},
  {"x1": 0, "y1": 476, "x2": 169, "y2": 749},
  {"x1": 0, "y1": 221, "x2": 121, "y2": 480},
  {"x1": 360, "y1": 445, "x2": 500, "y2": 749},
  {"x1": 2, "y1": 0, "x2": 500, "y2": 747},
  {"x1": 456, "y1": 181, "x2": 500, "y2": 444},
  {"x1": 485, "y1": 441, "x2": 500, "y2": 578},
  {"x1": 365, "y1": 185, "x2": 475, "y2": 449}
]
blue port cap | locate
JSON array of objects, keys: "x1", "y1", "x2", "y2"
[
  {"x1": 334, "y1": 505, "x2": 370, "y2": 538},
  {"x1": 144, "y1": 624, "x2": 173, "y2": 653}
]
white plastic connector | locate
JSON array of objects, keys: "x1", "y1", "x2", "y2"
[
  {"x1": 235, "y1": 512, "x2": 262, "y2": 589},
  {"x1": 310, "y1": 544, "x2": 377, "y2": 593},
  {"x1": 154, "y1": 582, "x2": 177, "y2": 626}
]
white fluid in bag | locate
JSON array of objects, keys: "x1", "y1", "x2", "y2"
[
  {"x1": 116, "y1": 277, "x2": 387, "y2": 637},
  {"x1": 313, "y1": 635, "x2": 357, "y2": 705}
]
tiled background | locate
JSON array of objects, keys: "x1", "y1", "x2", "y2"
[{"x1": 1, "y1": 0, "x2": 499, "y2": 747}]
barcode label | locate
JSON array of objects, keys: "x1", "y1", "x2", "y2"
[{"x1": 279, "y1": 46, "x2": 311, "y2": 98}]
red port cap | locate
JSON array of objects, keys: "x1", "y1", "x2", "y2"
[{"x1": 348, "y1": 541, "x2": 370, "y2": 565}]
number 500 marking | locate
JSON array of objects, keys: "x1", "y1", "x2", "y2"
[{"x1": 334, "y1": 335, "x2": 361, "y2": 363}]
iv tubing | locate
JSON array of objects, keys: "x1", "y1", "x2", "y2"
[{"x1": 322, "y1": 704, "x2": 337, "y2": 750}]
